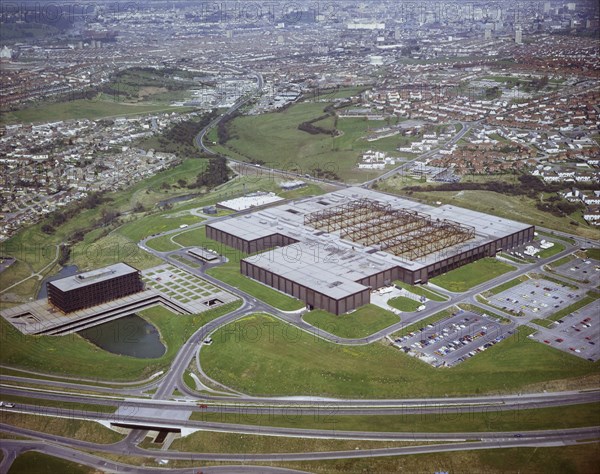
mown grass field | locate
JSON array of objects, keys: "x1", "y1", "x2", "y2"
[
  {"x1": 0, "y1": 99, "x2": 194, "y2": 125},
  {"x1": 394, "y1": 280, "x2": 448, "y2": 301},
  {"x1": 1, "y1": 412, "x2": 123, "y2": 444},
  {"x1": 302, "y1": 305, "x2": 399, "y2": 339},
  {"x1": 0, "y1": 301, "x2": 240, "y2": 381},
  {"x1": 276, "y1": 444, "x2": 600, "y2": 474},
  {"x1": 190, "y1": 402, "x2": 599, "y2": 433},
  {"x1": 202, "y1": 314, "x2": 599, "y2": 398},
  {"x1": 7, "y1": 452, "x2": 94, "y2": 474},
  {"x1": 431, "y1": 258, "x2": 516, "y2": 292},
  {"x1": 388, "y1": 296, "x2": 422, "y2": 312}
]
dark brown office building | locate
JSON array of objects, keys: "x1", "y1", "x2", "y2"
[{"x1": 47, "y1": 263, "x2": 144, "y2": 314}]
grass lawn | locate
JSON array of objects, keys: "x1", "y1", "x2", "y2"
[
  {"x1": 215, "y1": 101, "x2": 415, "y2": 182},
  {"x1": 387, "y1": 296, "x2": 422, "y2": 312},
  {"x1": 0, "y1": 158, "x2": 210, "y2": 300},
  {"x1": 190, "y1": 401, "x2": 599, "y2": 433},
  {"x1": 394, "y1": 281, "x2": 448, "y2": 301},
  {"x1": 586, "y1": 248, "x2": 600, "y2": 260},
  {"x1": 391, "y1": 309, "x2": 456, "y2": 339},
  {"x1": 0, "y1": 98, "x2": 194, "y2": 125},
  {"x1": 549, "y1": 255, "x2": 576, "y2": 268},
  {"x1": 2, "y1": 412, "x2": 122, "y2": 444},
  {"x1": 484, "y1": 275, "x2": 530, "y2": 296},
  {"x1": 202, "y1": 314, "x2": 598, "y2": 398},
  {"x1": 431, "y1": 258, "x2": 516, "y2": 293},
  {"x1": 545, "y1": 291, "x2": 600, "y2": 323},
  {"x1": 302, "y1": 304, "x2": 399, "y2": 339},
  {"x1": 167, "y1": 227, "x2": 305, "y2": 311},
  {"x1": 8, "y1": 452, "x2": 94, "y2": 474},
  {"x1": 0, "y1": 301, "x2": 240, "y2": 381},
  {"x1": 538, "y1": 242, "x2": 566, "y2": 259},
  {"x1": 117, "y1": 213, "x2": 203, "y2": 243},
  {"x1": 458, "y1": 304, "x2": 511, "y2": 324},
  {"x1": 169, "y1": 431, "x2": 411, "y2": 454},
  {"x1": 277, "y1": 444, "x2": 600, "y2": 474},
  {"x1": 70, "y1": 232, "x2": 162, "y2": 271},
  {"x1": 531, "y1": 318, "x2": 556, "y2": 329}
]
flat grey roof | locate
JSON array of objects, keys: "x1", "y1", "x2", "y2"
[
  {"x1": 48, "y1": 263, "x2": 139, "y2": 292},
  {"x1": 208, "y1": 187, "x2": 534, "y2": 299},
  {"x1": 188, "y1": 247, "x2": 219, "y2": 261}
]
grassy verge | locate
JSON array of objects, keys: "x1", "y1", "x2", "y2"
[
  {"x1": 202, "y1": 314, "x2": 598, "y2": 398},
  {"x1": 484, "y1": 275, "x2": 530, "y2": 297},
  {"x1": 458, "y1": 304, "x2": 512, "y2": 324},
  {"x1": 169, "y1": 227, "x2": 304, "y2": 311},
  {"x1": 538, "y1": 242, "x2": 566, "y2": 259},
  {"x1": 390, "y1": 309, "x2": 456, "y2": 339},
  {"x1": 6, "y1": 452, "x2": 94, "y2": 474},
  {"x1": 190, "y1": 401, "x2": 600, "y2": 433},
  {"x1": 549, "y1": 255, "x2": 576, "y2": 268},
  {"x1": 394, "y1": 281, "x2": 448, "y2": 302},
  {"x1": 538, "y1": 230, "x2": 577, "y2": 245},
  {"x1": 545, "y1": 292, "x2": 600, "y2": 323},
  {"x1": 169, "y1": 432, "x2": 419, "y2": 454},
  {"x1": 585, "y1": 248, "x2": 600, "y2": 260},
  {"x1": 275, "y1": 444, "x2": 600, "y2": 474},
  {"x1": 530, "y1": 318, "x2": 556, "y2": 329},
  {"x1": 431, "y1": 258, "x2": 516, "y2": 293},
  {"x1": 0, "y1": 301, "x2": 240, "y2": 381},
  {"x1": 302, "y1": 305, "x2": 399, "y2": 339},
  {"x1": 387, "y1": 296, "x2": 422, "y2": 312},
  {"x1": 1, "y1": 412, "x2": 122, "y2": 444},
  {"x1": 0, "y1": 98, "x2": 194, "y2": 125}
]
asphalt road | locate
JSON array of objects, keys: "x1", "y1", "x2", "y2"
[
  {"x1": 2, "y1": 423, "x2": 598, "y2": 463},
  {"x1": 2, "y1": 76, "x2": 599, "y2": 472}
]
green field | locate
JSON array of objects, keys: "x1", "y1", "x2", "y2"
[
  {"x1": 458, "y1": 304, "x2": 512, "y2": 324},
  {"x1": 394, "y1": 281, "x2": 448, "y2": 301},
  {"x1": 391, "y1": 309, "x2": 456, "y2": 339},
  {"x1": 2, "y1": 412, "x2": 122, "y2": 444},
  {"x1": 0, "y1": 302, "x2": 240, "y2": 381},
  {"x1": 387, "y1": 296, "x2": 422, "y2": 312},
  {"x1": 484, "y1": 275, "x2": 530, "y2": 296},
  {"x1": 190, "y1": 402, "x2": 599, "y2": 433},
  {"x1": 169, "y1": 431, "x2": 411, "y2": 454},
  {"x1": 8, "y1": 452, "x2": 93, "y2": 474},
  {"x1": 431, "y1": 258, "x2": 516, "y2": 292},
  {"x1": 545, "y1": 292, "x2": 600, "y2": 323},
  {"x1": 0, "y1": 99, "x2": 194, "y2": 125},
  {"x1": 277, "y1": 444, "x2": 599, "y2": 474},
  {"x1": 302, "y1": 305, "x2": 399, "y2": 339},
  {"x1": 0, "y1": 158, "x2": 212, "y2": 300},
  {"x1": 202, "y1": 314, "x2": 598, "y2": 398},
  {"x1": 162, "y1": 226, "x2": 305, "y2": 311},
  {"x1": 538, "y1": 242, "x2": 566, "y2": 259},
  {"x1": 586, "y1": 248, "x2": 600, "y2": 260},
  {"x1": 213, "y1": 101, "x2": 417, "y2": 182}
]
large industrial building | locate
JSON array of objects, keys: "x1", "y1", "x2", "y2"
[
  {"x1": 47, "y1": 263, "x2": 144, "y2": 313},
  {"x1": 206, "y1": 187, "x2": 534, "y2": 314}
]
